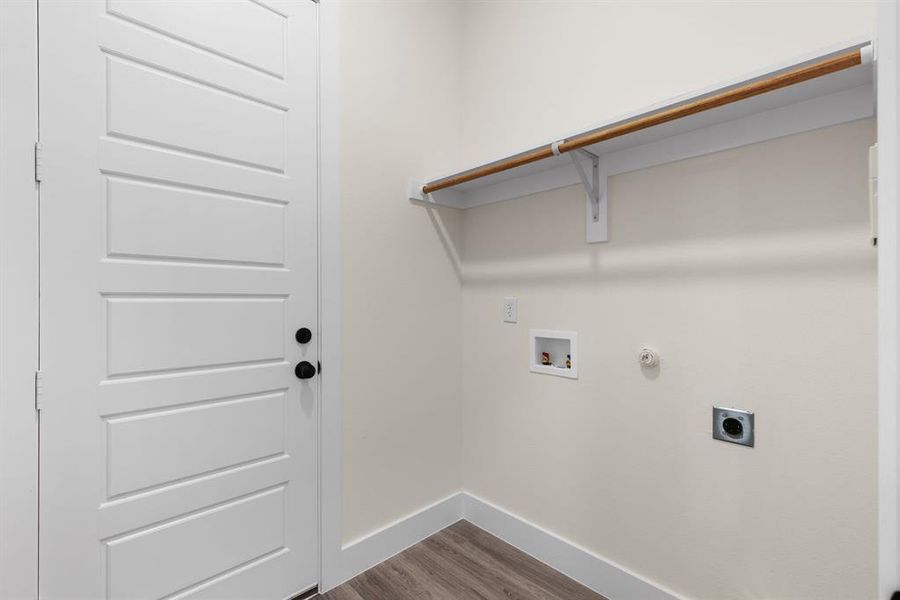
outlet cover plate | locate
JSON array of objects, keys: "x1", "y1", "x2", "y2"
[
  {"x1": 712, "y1": 406, "x2": 754, "y2": 447},
  {"x1": 503, "y1": 297, "x2": 517, "y2": 323}
]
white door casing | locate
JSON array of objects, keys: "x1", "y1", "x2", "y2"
[
  {"x1": 38, "y1": 1, "x2": 319, "y2": 598},
  {"x1": 879, "y1": 2, "x2": 900, "y2": 597}
]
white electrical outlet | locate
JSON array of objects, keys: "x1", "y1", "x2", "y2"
[{"x1": 503, "y1": 297, "x2": 518, "y2": 323}]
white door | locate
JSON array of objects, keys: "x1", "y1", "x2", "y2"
[{"x1": 38, "y1": 1, "x2": 319, "y2": 598}]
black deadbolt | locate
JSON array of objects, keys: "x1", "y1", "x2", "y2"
[
  {"x1": 722, "y1": 417, "x2": 743, "y2": 437},
  {"x1": 295, "y1": 361, "x2": 316, "y2": 380},
  {"x1": 295, "y1": 328, "x2": 312, "y2": 344}
]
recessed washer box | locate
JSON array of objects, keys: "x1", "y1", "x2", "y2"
[{"x1": 529, "y1": 330, "x2": 577, "y2": 379}]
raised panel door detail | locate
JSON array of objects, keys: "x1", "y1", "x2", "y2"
[
  {"x1": 106, "y1": 58, "x2": 286, "y2": 171},
  {"x1": 106, "y1": 391, "x2": 287, "y2": 498},
  {"x1": 105, "y1": 486, "x2": 286, "y2": 600},
  {"x1": 106, "y1": 177, "x2": 286, "y2": 266},
  {"x1": 105, "y1": 296, "x2": 286, "y2": 377},
  {"x1": 106, "y1": 0, "x2": 287, "y2": 78}
]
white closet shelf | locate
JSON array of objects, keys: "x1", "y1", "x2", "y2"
[{"x1": 408, "y1": 39, "x2": 874, "y2": 243}]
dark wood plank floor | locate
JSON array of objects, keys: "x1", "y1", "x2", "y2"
[{"x1": 319, "y1": 520, "x2": 607, "y2": 600}]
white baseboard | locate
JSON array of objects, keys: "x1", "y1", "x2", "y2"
[
  {"x1": 461, "y1": 493, "x2": 681, "y2": 600},
  {"x1": 334, "y1": 492, "x2": 464, "y2": 588},
  {"x1": 328, "y1": 491, "x2": 680, "y2": 600}
]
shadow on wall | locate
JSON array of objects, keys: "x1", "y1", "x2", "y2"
[{"x1": 420, "y1": 121, "x2": 877, "y2": 287}]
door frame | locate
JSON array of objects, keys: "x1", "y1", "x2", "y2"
[
  {"x1": 878, "y1": 1, "x2": 900, "y2": 597},
  {"x1": 0, "y1": 0, "x2": 39, "y2": 598},
  {"x1": 317, "y1": 0, "x2": 344, "y2": 592}
]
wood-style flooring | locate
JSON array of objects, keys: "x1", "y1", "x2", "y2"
[{"x1": 318, "y1": 520, "x2": 607, "y2": 600}]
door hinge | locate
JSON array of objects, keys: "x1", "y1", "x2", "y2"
[
  {"x1": 34, "y1": 370, "x2": 44, "y2": 411},
  {"x1": 34, "y1": 142, "x2": 43, "y2": 183}
]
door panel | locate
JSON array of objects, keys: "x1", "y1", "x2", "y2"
[
  {"x1": 106, "y1": 391, "x2": 287, "y2": 498},
  {"x1": 106, "y1": 58, "x2": 287, "y2": 171},
  {"x1": 105, "y1": 296, "x2": 286, "y2": 376},
  {"x1": 39, "y1": 1, "x2": 318, "y2": 598},
  {"x1": 106, "y1": 0, "x2": 287, "y2": 77},
  {"x1": 106, "y1": 178, "x2": 287, "y2": 266},
  {"x1": 106, "y1": 486, "x2": 287, "y2": 600}
]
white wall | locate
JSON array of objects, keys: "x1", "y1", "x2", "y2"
[
  {"x1": 455, "y1": 3, "x2": 878, "y2": 599},
  {"x1": 460, "y1": 120, "x2": 877, "y2": 600},
  {"x1": 338, "y1": 0, "x2": 464, "y2": 545},
  {"x1": 337, "y1": 1, "x2": 880, "y2": 597},
  {"x1": 460, "y1": 0, "x2": 877, "y2": 166}
]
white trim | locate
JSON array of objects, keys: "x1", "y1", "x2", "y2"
[
  {"x1": 319, "y1": 490, "x2": 680, "y2": 600},
  {"x1": 0, "y1": 1, "x2": 39, "y2": 598},
  {"x1": 878, "y1": 2, "x2": 900, "y2": 598},
  {"x1": 317, "y1": 0, "x2": 344, "y2": 592},
  {"x1": 462, "y1": 494, "x2": 681, "y2": 600},
  {"x1": 337, "y1": 494, "x2": 464, "y2": 587}
]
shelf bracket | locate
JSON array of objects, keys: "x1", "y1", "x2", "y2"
[
  {"x1": 561, "y1": 146, "x2": 607, "y2": 243},
  {"x1": 569, "y1": 149, "x2": 600, "y2": 221}
]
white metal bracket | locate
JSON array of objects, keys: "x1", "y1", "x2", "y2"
[
  {"x1": 567, "y1": 148, "x2": 608, "y2": 243},
  {"x1": 569, "y1": 149, "x2": 600, "y2": 221}
]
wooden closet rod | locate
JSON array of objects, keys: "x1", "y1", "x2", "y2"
[{"x1": 422, "y1": 48, "x2": 864, "y2": 194}]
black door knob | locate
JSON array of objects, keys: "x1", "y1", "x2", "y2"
[
  {"x1": 295, "y1": 361, "x2": 316, "y2": 380},
  {"x1": 295, "y1": 328, "x2": 312, "y2": 344}
]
